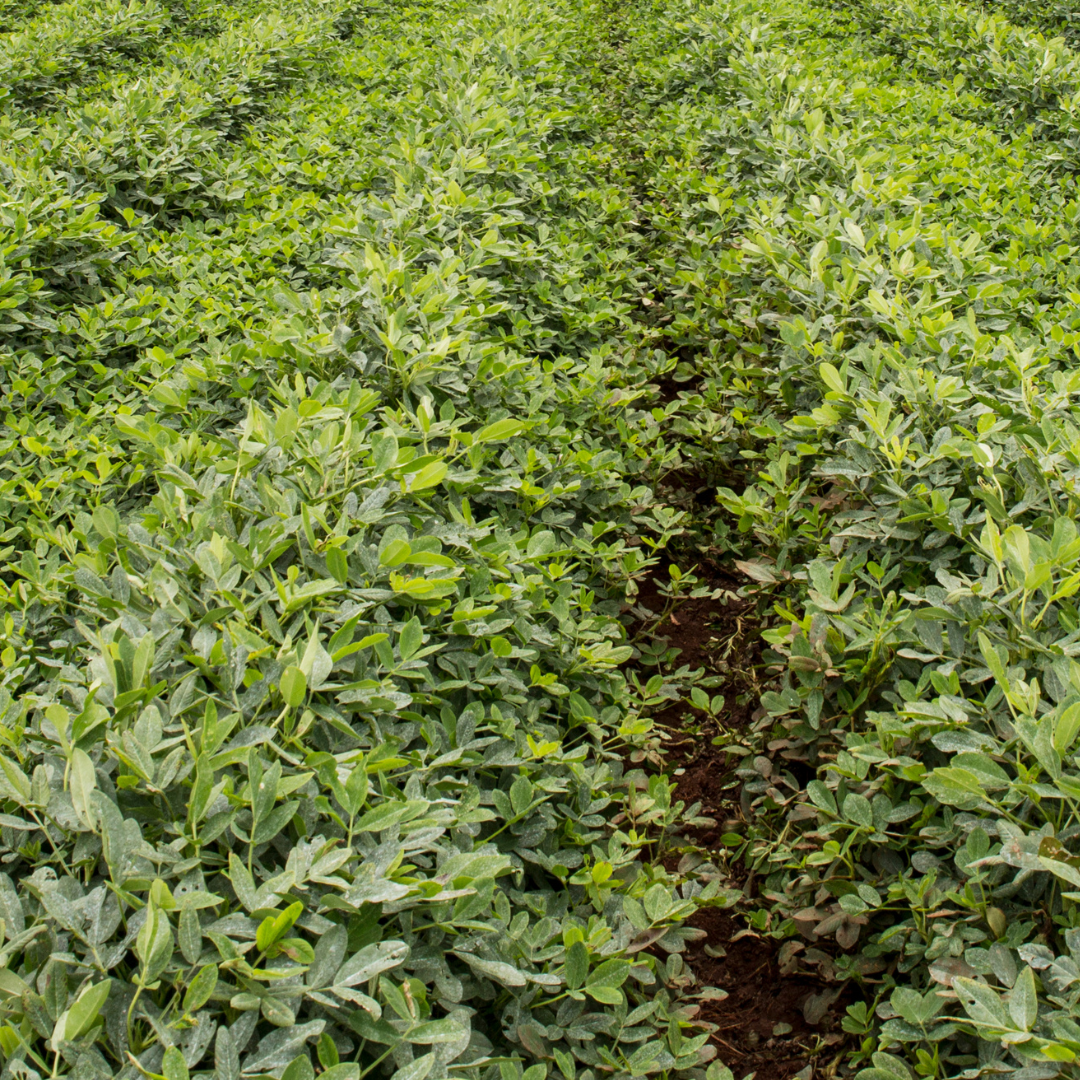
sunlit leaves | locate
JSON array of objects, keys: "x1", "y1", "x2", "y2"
[{"x1": 0, "y1": 0, "x2": 731, "y2": 1077}]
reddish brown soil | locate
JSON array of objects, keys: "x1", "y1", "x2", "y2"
[
  {"x1": 688, "y1": 909, "x2": 845, "y2": 1079},
  {"x1": 630, "y1": 558, "x2": 763, "y2": 726},
  {"x1": 627, "y1": 561, "x2": 847, "y2": 1079}
]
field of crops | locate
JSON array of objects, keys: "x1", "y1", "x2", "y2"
[{"x1": 5, "y1": 0, "x2": 1080, "y2": 1076}]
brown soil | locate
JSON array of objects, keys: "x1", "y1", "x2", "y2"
[
  {"x1": 629, "y1": 557, "x2": 763, "y2": 726},
  {"x1": 688, "y1": 908, "x2": 845, "y2": 1080},
  {"x1": 627, "y1": 561, "x2": 847, "y2": 1079}
]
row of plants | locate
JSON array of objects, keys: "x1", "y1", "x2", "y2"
[
  {"x1": 588, "y1": 0, "x2": 1080, "y2": 1073},
  {"x1": 0, "y1": 0, "x2": 744, "y2": 1078}
]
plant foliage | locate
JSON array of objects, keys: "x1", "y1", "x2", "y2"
[
  {"x1": 0, "y1": 0, "x2": 732, "y2": 1078},
  {"x1": 9, "y1": 0, "x2": 1080, "y2": 1075}
]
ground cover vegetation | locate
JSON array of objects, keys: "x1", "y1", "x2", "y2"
[{"x1": 4, "y1": 0, "x2": 1080, "y2": 1077}]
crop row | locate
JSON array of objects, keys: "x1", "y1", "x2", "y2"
[
  {"x1": 0, "y1": 1, "x2": 728, "y2": 1080},
  {"x1": 608, "y1": 0, "x2": 1080, "y2": 1071}
]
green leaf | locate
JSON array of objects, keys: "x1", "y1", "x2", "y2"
[
  {"x1": 565, "y1": 940, "x2": 588, "y2": 990},
  {"x1": 262, "y1": 997, "x2": 297, "y2": 1027},
  {"x1": 979, "y1": 633, "x2": 1010, "y2": 695},
  {"x1": 395, "y1": 1055, "x2": 435, "y2": 1080},
  {"x1": 585, "y1": 984, "x2": 624, "y2": 1005},
  {"x1": 183, "y1": 965, "x2": 218, "y2": 1014},
  {"x1": 819, "y1": 362, "x2": 847, "y2": 396},
  {"x1": 317, "y1": 1032, "x2": 340, "y2": 1070},
  {"x1": 1055, "y1": 701, "x2": 1080, "y2": 754},
  {"x1": 1009, "y1": 966, "x2": 1038, "y2": 1031},
  {"x1": 326, "y1": 547, "x2": 349, "y2": 585},
  {"x1": 162, "y1": 1046, "x2": 190, "y2": 1080},
  {"x1": 475, "y1": 419, "x2": 524, "y2": 443},
  {"x1": 955, "y1": 977, "x2": 1012, "y2": 1028},
  {"x1": 258, "y1": 901, "x2": 303, "y2": 952},
  {"x1": 179, "y1": 907, "x2": 203, "y2": 965},
  {"x1": 453, "y1": 952, "x2": 527, "y2": 987},
  {"x1": 399, "y1": 617, "x2": 423, "y2": 662},
  {"x1": 408, "y1": 1017, "x2": 470, "y2": 1043},
  {"x1": 587, "y1": 958, "x2": 630, "y2": 989},
  {"x1": 380, "y1": 539, "x2": 411, "y2": 567},
  {"x1": 69, "y1": 748, "x2": 97, "y2": 828},
  {"x1": 136, "y1": 899, "x2": 174, "y2": 985},
  {"x1": 343, "y1": 762, "x2": 368, "y2": 817},
  {"x1": 842, "y1": 792, "x2": 873, "y2": 828},
  {"x1": 308, "y1": 925, "x2": 348, "y2": 989},
  {"x1": 921, "y1": 767, "x2": 989, "y2": 810},
  {"x1": 352, "y1": 800, "x2": 427, "y2": 834},
  {"x1": 281, "y1": 1054, "x2": 315, "y2": 1080},
  {"x1": 335, "y1": 940, "x2": 409, "y2": 986},
  {"x1": 405, "y1": 460, "x2": 447, "y2": 491},
  {"x1": 63, "y1": 980, "x2": 111, "y2": 1042},
  {"x1": 320, "y1": 1067, "x2": 361, "y2": 1080},
  {"x1": 280, "y1": 666, "x2": 307, "y2": 708},
  {"x1": 0, "y1": 755, "x2": 31, "y2": 804},
  {"x1": 215, "y1": 1027, "x2": 240, "y2": 1080},
  {"x1": 526, "y1": 530, "x2": 556, "y2": 558}
]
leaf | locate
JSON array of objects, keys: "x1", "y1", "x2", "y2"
[
  {"x1": 803, "y1": 987, "x2": 841, "y2": 1026},
  {"x1": 585, "y1": 984, "x2": 623, "y2": 1005},
  {"x1": 317, "y1": 1032, "x2": 339, "y2": 1070},
  {"x1": 352, "y1": 800, "x2": 427, "y2": 834},
  {"x1": 735, "y1": 559, "x2": 779, "y2": 585},
  {"x1": 921, "y1": 767, "x2": 989, "y2": 810},
  {"x1": 565, "y1": 940, "x2": 588, "y2": 990},
  {"x1": 162, "y1": 1046, "x2": 190, "y2": 1080},
  {"x1": 819, "y1": 362, "x2": 847, "y2": 396},
  {"x1": 860, "y1": 1054, "x2": 913, "y2": 1080},
  {"x1": 475, "y1": 418, "x2": 524, "y2": 443},
  {"x1": 63, "y1": 980, "x2": 111, "y2": 1042},
  {"x1": 0, "y1": 874, "x2": 25, "y2": 937},
  {"x1": 405, "y1": 461, "x2": 447, "y2": 491},
  {"x1": 526, "y1": 530, "x2": 556, "y2": 558},
  {"x1": 228, "y1": 853, "x2": 258, "y2": 911},
  {"x1": 69, "y1": 748, "x2": 97, "y2": 828},
  {"x1": 243, "y1": 1021, "x2": 326, "y2": 1073},
  {"x1": 842, "y1": 792, "x2": 873, "y2": 828},
  {"x1": 0, "y1": 755, "x2": 31, "y2": 804},
  {"x1": 262, "y1": 997, "x2": 297, "y2": 1027},
  {"x1": 136, "y1": 899, "x2": 174, "y2": 985},
  {"x1": 183, "y1": 965, "x2": 218, "y2": 1013},
  {"x1": 979, "y1": 633, "x2": 1011, "y2": 695},
  {"x1": 280, "y1": 667, "x2": 307, "y2": 708},
  {"x1": 954, "y1": 977, "x2": 1012, "y2": 1029},
  {"x1": 257, "y1": 901, "x2": 303, "y2": 952},
  {"x1": 307, "y1": 924, "x2": 348, "y2": 988},
  {"x1": 326, "y1": 547, "x2": 349, "y2": 585},
  {"x1": 453, "y1": 952, "x2": 527, "y2": 987},
  {"x1": 179, "y1": 908, "x2": 203, "y2": 966},
  {"x1": 1055, "y1": 701, "x2": 1080, "y2": 754},
  {"x1": 335, "y1": 940, "x2": 409, "y2": 987},
  {"x1": 383, "y1": 1055, "x2": 432, "y2": 1080},
  {"x1": 342, "y1": 762, "x2": 368, "y2": 817},
  {"x1": 1009, "y1": 966, "x2": 1038, "y2": 1031},
  {"x1": 408, "y1": 1017, "x2": 471, "y2": 1043},
  {"x1": 399, "y1": 617, "x2": 423, "y2": 662},
  {"x1": 806, "y1": 781, "x2": 837, "y2": 815},
  {"x1": 216, "y1": 1026, "x2": 240, "y2": 1080},
  {"x1": 319, "y1": 1068, "x2": 360, "y2": 1080},
  {"x1": 282, "y1": 1054, "x2": 315, "y2": 1080},
  {"x1": 587, "y1": 959, "x2": 630, "y2": 989}
]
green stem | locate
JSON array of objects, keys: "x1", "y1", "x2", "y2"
[
  {"x1": 358, "y1": 1043, "x2": 399, "y2": 1078},
  {"x1": 126, "y1": 981, "x2": 145, "y2": 1052}
]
